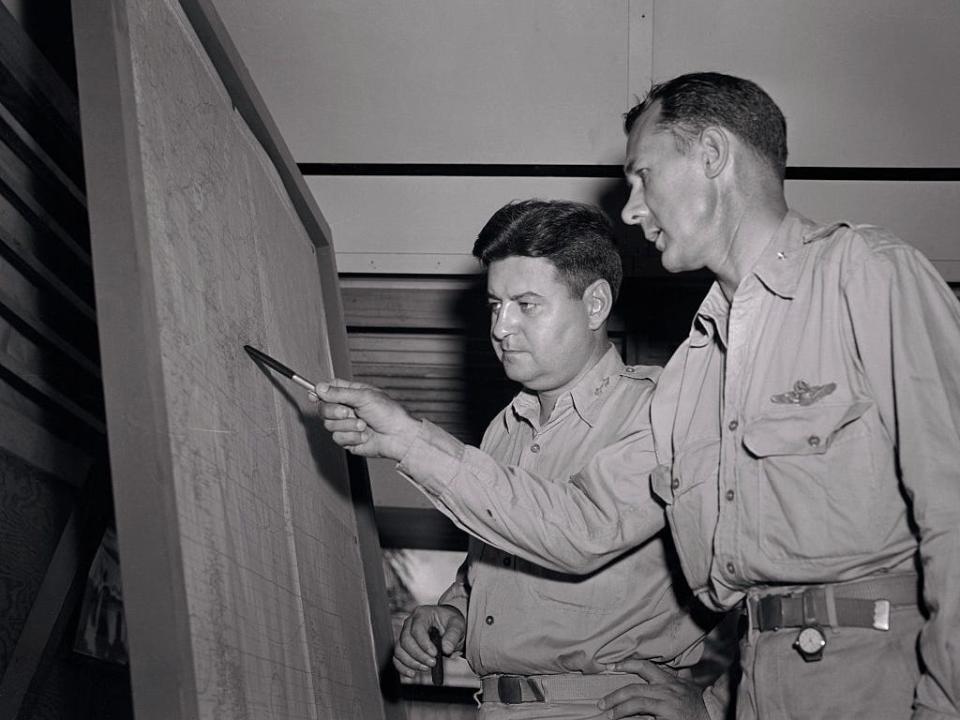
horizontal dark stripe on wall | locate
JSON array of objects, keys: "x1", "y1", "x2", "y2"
[
  {"x1": 299, "y1": 163, "x2": 960, "y2": 182},
  {"x1": 788, "y1": 167, "x2": 960, "y2": 181},
  {"x1": 299, "y1": 163, "x2": 619, "y2": 177}
]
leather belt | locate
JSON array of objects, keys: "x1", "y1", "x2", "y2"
[
  {"x1": 748, "y1": 573, "x2": 919, "y2": 632},
  {"x1": 480, "y1": 673, "x2": 643, "y2": 704}
]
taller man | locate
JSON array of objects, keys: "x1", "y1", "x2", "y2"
[{"x1": 613, "y1": 72, "x2": 960, "y2": 719}]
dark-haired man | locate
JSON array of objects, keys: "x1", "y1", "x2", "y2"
[
  {"x1": 314, "y1": 199, "x2": 713, "y2": 719},
  {"x1": 603, "y1": 71, "x2": 960, "y2": 719}
]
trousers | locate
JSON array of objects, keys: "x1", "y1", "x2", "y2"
[
  {"x1": 737, "y1": 603, "x2": 924, "y2": 719},
  {"x1": 479, "y1": 698, "x2": 623, "y2": 720},
  {"x1": 476, "y1": 671, "x2": 677, "y2": 720}
]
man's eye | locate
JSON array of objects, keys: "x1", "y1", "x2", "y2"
[
  {"x1": 519, "y1": 302, "x2": 538, "y2": 313},
  {"x1": 488, "y1": 302, "x2": 501, "y2": 314}
]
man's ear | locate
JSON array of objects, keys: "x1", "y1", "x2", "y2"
[
  {"x1": 583, "y1": 278, "x2": 613, "y2": 330},
  {"x1": 700, "y1": 126, "x2": 729, "y2": 179}
]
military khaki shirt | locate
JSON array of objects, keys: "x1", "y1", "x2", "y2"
[
  {"x1": 399, "y1": 345, "x2": 706, "y2": 676},
  {"x1": 650, "y1": 211, "x2": 960, "y2": 718}
]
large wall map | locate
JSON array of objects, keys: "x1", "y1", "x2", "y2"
[{"x1": 74, "y1": 0, "x2": 389, "y2": 717}]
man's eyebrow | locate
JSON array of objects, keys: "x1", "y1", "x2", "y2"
[{"x1": 487, "y1": 291, "x2": 544, "y2": 301}]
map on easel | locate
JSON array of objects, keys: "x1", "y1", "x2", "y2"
[{"x1": 73, "y1": 0, "x2": 395, "y2": 718}]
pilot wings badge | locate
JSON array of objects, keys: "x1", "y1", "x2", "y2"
[{"x1": 770, "y1": 380, "x2": 837, "y2": 406}]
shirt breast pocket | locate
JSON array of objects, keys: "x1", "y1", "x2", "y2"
[
  {"x1": 743, "y1": 399, "x2": 880, "y2": 561},
  {"x1": 525, "y1": 558, "x2": 628, "y2": 616}
]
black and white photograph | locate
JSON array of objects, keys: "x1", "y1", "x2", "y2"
[{"x1": 0, "y1": 1, "x2": 957, "y2": 719}]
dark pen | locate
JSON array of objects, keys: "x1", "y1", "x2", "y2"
[
  {"x1": 243, "y1": 344, "x2": 318, "y2": 392},
  {"x1": 428, "y1": 627, "x2": 444, "y2": 686}
]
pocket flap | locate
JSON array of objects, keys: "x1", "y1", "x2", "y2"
[
  {"x1": 743, "y1": 400, "x2": 873, "y2": 457},
  {"x1": 650, "y1": 463, "x2": 674, "y2": 504}
]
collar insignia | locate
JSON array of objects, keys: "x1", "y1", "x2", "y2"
[{"x1": 593, "y1": 376, "x2": 611, "y2": 396}]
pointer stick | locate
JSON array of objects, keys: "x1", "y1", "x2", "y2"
[{"x1": 243, "y1": 345, "x2": 317, "y2": 392}]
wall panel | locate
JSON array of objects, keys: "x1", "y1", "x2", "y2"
[
  {"x1": 651, "y1": 0, "x2": 960, "y2": 167},
  {"x1": 207, "y1": 0, "x2": 960, "y2": 274},
  {"x1": 311, "y1": 175, "x2": 960, "y2": 281},
  {"x1": 210, "y1": 0, "x2": 648, "y2": 164}
]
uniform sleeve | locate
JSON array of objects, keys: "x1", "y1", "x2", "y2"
[
  {"x1": 436, "y1": 552, "x2": 471, "y2": 620},
  {"x1": 396, "y1": 416, "x2": 665, "y2": 575},
  {"x1": 844, "y1": 243, "x2": 960, "y2": 718}
]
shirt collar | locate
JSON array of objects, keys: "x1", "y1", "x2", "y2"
[
  {"x1": 745, "y1": 210, "x2": 807, "y2": 299},
  {"x1": 691, "y1": 282, "x2": 730, "y2": 349},
  {"x1": 751, "y1": 210, "x2": 850, "y2": 299},
  {"x1": 689, "y1": 210, "x2": 842, "y2": 349},
  {"x1": 504, "y1": 344, "x2": 624, "y2": 431}
]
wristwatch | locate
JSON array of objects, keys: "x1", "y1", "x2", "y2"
[{"x1": 794, "y1": 625, "x2": 826, "y2": 662}]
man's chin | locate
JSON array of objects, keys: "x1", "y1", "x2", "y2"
[
  {"x1": 660, "y1": 252, "x2": 692, "y2": 274},
  {"x1": 502, "y1": 369, "x2": 530, "y2": 384},
  {"x1": 502, "y1": 363, "x2": 534, "y2": 385}
]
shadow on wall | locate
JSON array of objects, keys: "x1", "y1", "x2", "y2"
[{"x1": 8, "y1": 0, "x2": 77, "y2": 92}]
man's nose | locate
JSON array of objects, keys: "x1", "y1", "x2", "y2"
[
  {"x1": 491, "y1": 305, "x2": 515, "y2": 339},
  {"x1": 621, "y1": 187, "x2": 647, "y2": 226}
]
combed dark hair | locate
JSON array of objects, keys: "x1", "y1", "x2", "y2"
[
  {"x1": 472, "y1": 199, "x2": 623, "y2": 301},
  {"x1": 624, "y1": 72, "x2": 788, "y2": 180}
]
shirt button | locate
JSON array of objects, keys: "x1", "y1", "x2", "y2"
[
  {"x1": 530, "y1": 443, "x2": 540, "y2": 453},
  {"x1": 725, "y1": 489, "x2": 735, "y2": 501},
  {"x1": 670, "y1": 478, "x2": 681, "y2": 490},
  {"x1": 502, "y1": 555, "x2": 512, "y2": 567},
  {"x1": 726, "y1": 562, "x2": 735, "y2": 574},
  {"x1": 728, "y1": 420, "x2": 739, "y2": 431},
  {"x1": 485, "y1": 615, "x2": 495, "y2": 625},
  {"x1": 808, "y1": 435, "x2": 821, "y2": 447}
]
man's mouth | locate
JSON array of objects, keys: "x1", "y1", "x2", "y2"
[
  {"x1": 646, "y1": 229, "x2": 664, "y2": 251},
  {"x1": 500, "y1": 347, "x2": 526, "y2": 357}
]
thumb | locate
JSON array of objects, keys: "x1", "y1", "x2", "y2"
[
  {"x1": 314, "y1": 381, "x2": 362, "y2": 403},
  {"x1": 441, "y1": 622, "x2": 465, "y2": 654},
  {"x1": 609, "y1": 658, "x2": 670, "y2": 682},
  {"x1": 328, "y1": 377, "x2": 377, "y2": 390}
]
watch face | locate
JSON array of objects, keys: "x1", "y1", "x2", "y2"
[{"x1": 797, "y1": 626, "x2": 826, "y2": 653}]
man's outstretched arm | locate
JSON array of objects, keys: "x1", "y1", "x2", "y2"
[{"x1": 312, "y1": 380, "x2": 665, "y2": 575}]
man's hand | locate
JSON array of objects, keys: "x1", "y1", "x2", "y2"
[
  {"x1": 594, "y1": 658, "x2": 710, "y2": 720},
  {"x1": 311, "y1": 379, "x2": 420, "y2": 460},
  {"x1": 393, "y1": 604, "x2": 466, "y2": 679}
]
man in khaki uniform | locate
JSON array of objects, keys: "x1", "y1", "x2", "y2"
[
  {"x1": 314, "y1": 199, "x2": 715, "y2": 719},
  {"x1": 599, "y1": 72, "x2": 960, "y2": 719}
]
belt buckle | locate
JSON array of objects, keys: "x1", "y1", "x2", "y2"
[
  {"x1": 873, "y1": 600, "x2": 891, "y2": 631},
  {"x1": 497, "y1": 676, "x2": 523, "y2": 704},
  {"x1": 756, "y1": 594, "x2": 785, "y2": 631}
]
